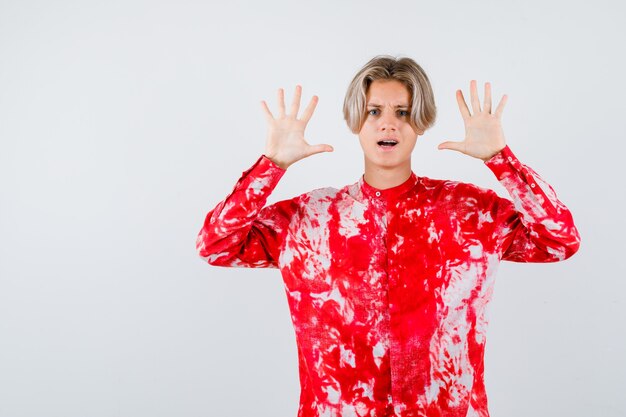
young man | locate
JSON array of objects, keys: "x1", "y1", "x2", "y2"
[{"x1": 196, "y1": 56, "x2": 580, "y2": 417}]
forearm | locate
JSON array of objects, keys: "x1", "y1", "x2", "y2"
[
  {"x1": 196, "y1": 155, "x2": 288, "y2": 267},
  {"x1": 485, "y1": 146, "x2": 581, "y2": 262}
]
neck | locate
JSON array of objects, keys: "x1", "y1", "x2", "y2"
[{"x1": 363, "y1": 159, "x2": 412, "y2": 190}]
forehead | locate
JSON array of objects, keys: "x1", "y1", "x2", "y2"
[{"x1": 366, "y1": 79, "x2": 410, "y2": 105}]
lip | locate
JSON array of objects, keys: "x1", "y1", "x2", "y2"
[{"x1": 377, "y1": 137, "x2": 399, "y2": 151}]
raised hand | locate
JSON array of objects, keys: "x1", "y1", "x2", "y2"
[
  {"x1": 438, "y1": 80, "x2": 508, "y2": 161},
  {"x1": 261, "y1": 85, "x2": 334, "y2": 170}
]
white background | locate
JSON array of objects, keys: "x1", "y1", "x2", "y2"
[{"x1": 1, "y1": 0, "x2": 624, "y2": 416}]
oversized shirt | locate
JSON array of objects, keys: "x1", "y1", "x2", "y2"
[{"x1": 196, "y1": 145, "x2": 580, "y2": 417}]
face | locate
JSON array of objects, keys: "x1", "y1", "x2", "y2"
[{"x1": 358, "y1": 79, "x2": 423, "y2": 172}]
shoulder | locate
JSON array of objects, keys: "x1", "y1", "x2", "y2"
[
  {"x1": 418, "y1": 176, "x2": 500, "y2": 206},
  {"x1": 261, "y1": 186, "x2": 340, "y2": 220},
  {"x1": 304, "y1": 185, "x2": 341, "y2": 198},
  {"x1": 293, "y1": 186, "x2": 343, "y2": 207}
]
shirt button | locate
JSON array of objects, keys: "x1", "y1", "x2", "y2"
[
  {"x1": 375, "y1": 191, "x2": 381, "y2": 197},
  {"x1": 507, "y1": 156, "x2": 513, "y2": 162},
  {"x1": 531, "y1": 183, "x2": 536, "y2": 188}
]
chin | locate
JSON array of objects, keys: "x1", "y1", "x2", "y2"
[{"x1": 366, "y1": 155, "x2": 409, "y2": 169}]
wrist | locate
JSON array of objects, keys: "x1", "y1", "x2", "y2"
[
  {"x1": 481, "y1": 145, "x2": 507, "y2": 162},
  {"x1": 263, "y1": 153, "x2": 290, "y2": 170}
]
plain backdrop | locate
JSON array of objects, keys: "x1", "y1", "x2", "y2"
[{"x1": 1, "y1": 0, "x2": 625, "y2": 416}]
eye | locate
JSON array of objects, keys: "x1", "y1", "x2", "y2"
[
  {"x1": 368, "y1": 109, "x2": 379, "y2": 116},
  {"x1": 398, "y1": 110, "x2": 409, "y2": 117}
]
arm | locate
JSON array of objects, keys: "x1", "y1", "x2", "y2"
[
  {"x1": 196, "y1": 155, "x2": 297, "y2": 268},
  {"x1": 485, "y1": 146, "x2": 580, "y2": 262},
  {"x1": 196, "y1": 84, "x2": 333, "y2": 268},
  {"x1": 438, "y1": 80, "x2": 580, "y2": 262}
]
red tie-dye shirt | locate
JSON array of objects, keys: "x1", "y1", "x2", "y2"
[{"x1": 196, "y1": 145, "x2": 580, "y2": 417}]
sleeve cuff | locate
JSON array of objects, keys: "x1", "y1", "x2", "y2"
[
  {"x1": 235, "y1": 155, "x2": 287, "y2": 194},
  {"x1": 261, "y1": 154, "x2": 287, "y2": 172},
  {"x1": 484, "y1": 145, "x2": 520, "y2": 180},
  {"x1": 484, "y1": 145, "x2": 553, "y2": 211}
]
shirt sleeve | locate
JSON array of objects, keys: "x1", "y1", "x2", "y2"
[
  {"x1": 484, "y1": 145, "x2": 581, "y2": 262},
  {"x1": 195, "y1": 155, "x2": 299, "y2": 268}
]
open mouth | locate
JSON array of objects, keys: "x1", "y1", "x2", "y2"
[{"x1": 377, "y1": 139, "x2": 398, "y2": 148}]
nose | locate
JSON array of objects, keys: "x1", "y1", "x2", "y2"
[{"x1": 378, "y1": 109, "x2": 399, "y2": 132}]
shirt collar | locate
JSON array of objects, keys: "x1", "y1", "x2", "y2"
[{"x1": 358, "y1": 171, "x2": 419, "y2": 200}]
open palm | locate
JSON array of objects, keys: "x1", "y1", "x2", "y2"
[
  {"x1": 261, "y1": 85, "x2": 333, "y2": 169},
  {"x1": 438, "y1": 80, "x2": 508, "y2": 161}
]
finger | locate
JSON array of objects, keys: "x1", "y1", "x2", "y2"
[
  {"x1": 260, "y1": 100, "x2": 274, "y2": 122},
  {"x1": 277, "y1": 88, "x2": 286, "y2": 117},
  {"x1": 456, "y1": 90, "x2": 471, "y2": 120},
  {"x1": 437, "y1": 140, "x2": 466, "y2": 154},
  {"x1": 290, "y1": 84, "x2": 302, "y2": 118},
  {"x1": 306, "y1": 143, "x2": 334, "y2": 156},
  {"x1": 470, "y1": 80, "x2": 481, "y2": 114},
  {"x1": 483, "y1": 82, "x2": 492, "y2": 114},
  {"x1": 300, "y1": 95, "x2": 319, "y2": 124},
  {"x1": 494, "y1": 94, "x2": 508, "y2": 118}
]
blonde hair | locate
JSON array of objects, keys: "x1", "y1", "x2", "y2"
[{"x1": 343, "y1": 55, "x2": 437, "y2": 134}]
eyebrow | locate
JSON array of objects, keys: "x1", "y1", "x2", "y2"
[{"x1": 366, "y1": 103, "x2": 409, "y2": 108}]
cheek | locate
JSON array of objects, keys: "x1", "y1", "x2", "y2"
[
  {"x1": 357, "y1": 135, "x2": 367, "y2": 150},
  {"x1": 358, "y1": 126, "x2": 376, "y2": 144},
  {"x1": 402, "y1": 126, "x2": 419, "y2": 141}
]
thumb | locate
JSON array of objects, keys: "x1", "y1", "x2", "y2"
[
  {"x1": 307, "y1": 143, "x2": 334, "y2": 155},
  {"x1": 437, "y1": 141, "x2": 465, "y2": 153}
]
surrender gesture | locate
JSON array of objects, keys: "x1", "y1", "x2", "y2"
[
  {"x1": 261, "y1": 85, "x2": 334, "y2": 170},
  {"x1": 438, "y1": 80, "x2": 508, "y2": 161}
]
